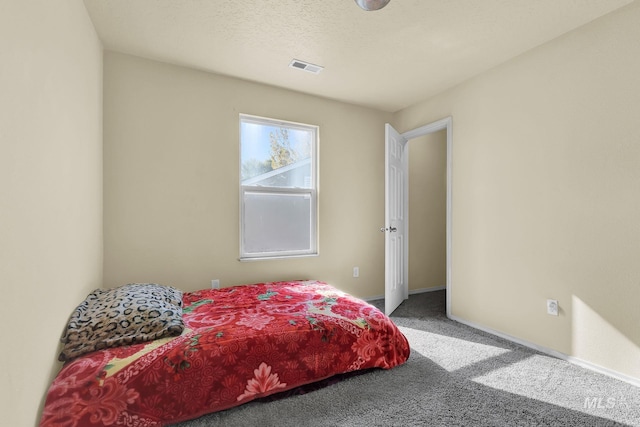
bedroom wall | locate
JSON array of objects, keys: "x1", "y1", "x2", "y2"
[
  {"x1": 103, "y1": 52, "x2": 392, "y2": 299},
  {"x1": 408, "y1": 131, "x2": 447, "y2": 291},
  {"x1": 394, "y1": 2, "x2": 640, "y2": 382},
  {"x1": 0, "y1": 2, "x2": 103, "y2": 426}
]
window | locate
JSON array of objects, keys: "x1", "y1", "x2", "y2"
[{"x1": 239, "y1": 114, "x2": 318, "y2": 259}]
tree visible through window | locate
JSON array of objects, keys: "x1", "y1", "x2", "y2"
[{"x1": 239, "y1": 114, "x2": 318, "y2": 259}]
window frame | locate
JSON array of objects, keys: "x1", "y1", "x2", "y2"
[{"x1": 239, "y1": 114, "x2": 319, "y2": 261}]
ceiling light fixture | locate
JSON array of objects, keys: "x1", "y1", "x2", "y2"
[{"x1": 354, "y1": 0, "x2": 390, "y2": 11}]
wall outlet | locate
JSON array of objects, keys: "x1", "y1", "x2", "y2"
[
  {"x1": 211, "y1": 279, "x2": 220, "y2": 289},
  {"x1": 547, "y1": 299, "x2": 559, "y2": 316},
  {"x1": 353, "y1": 267, "x2": 359, "y2": 278}
]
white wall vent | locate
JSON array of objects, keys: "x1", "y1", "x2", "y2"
[{"x1": 289, "y1": 59, "x2": 324, "y2": 74}]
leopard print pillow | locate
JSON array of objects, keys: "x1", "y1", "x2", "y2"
[{"x1": 59, "y1": 283, "x2": 184, "y2": 361}]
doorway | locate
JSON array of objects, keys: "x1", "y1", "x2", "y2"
[
  {"x1": 384, "y1": 117, "x2": 452, "y2": 316},
  {"x1": 408, "y1": 130, "x2": 447, "y2": 296}
]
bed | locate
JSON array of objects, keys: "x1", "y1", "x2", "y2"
[{"x1": 40, "y1": 280, "x2": 410, "y2": 427}]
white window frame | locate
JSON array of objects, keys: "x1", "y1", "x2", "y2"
[{"x1": 239, "y1": 114, "x2": 319, "y2": 260}]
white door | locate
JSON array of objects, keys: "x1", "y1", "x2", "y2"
[{"x1": 384, "y1": 124, "x2": 408, "y2": 315}]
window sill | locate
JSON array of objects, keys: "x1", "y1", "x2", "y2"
[{"x1": 239, "y1": 253, "x2": 319, "y2": 262}]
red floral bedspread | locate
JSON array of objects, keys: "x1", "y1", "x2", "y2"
[{"x1": 40, "y1": 280, "x2": 410, "y2": 426}]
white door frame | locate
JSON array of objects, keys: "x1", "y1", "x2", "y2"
[{"x1": 392, "y1": 116, "x2": 453, "y2": 316}]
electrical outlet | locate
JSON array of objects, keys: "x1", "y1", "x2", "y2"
[
  {"x1": 547, "y1": 299, "x2": 558, "y2": 316},
  {"x1": 353, "y1": 267, "x2": 359, "y2": 278},
  {"x1": 211, "y1": 279, "x2": 220, "y2": 289}
]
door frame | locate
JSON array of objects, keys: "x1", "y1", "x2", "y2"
[{"x1": 391, "y1": 116, "x2": 453, "y2": 316}]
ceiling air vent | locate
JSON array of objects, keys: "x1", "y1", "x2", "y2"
[{"x1": 289, "y1": 59, "x2": 324, "y2": 75}]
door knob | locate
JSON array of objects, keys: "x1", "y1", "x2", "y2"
[{"x1": 380, "y1": 226, "x2": 398, "y2": 232}]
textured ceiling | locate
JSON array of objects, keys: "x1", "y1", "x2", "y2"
[{"x1": 83, "y1": 0, "x2": 633, "y2": 112}]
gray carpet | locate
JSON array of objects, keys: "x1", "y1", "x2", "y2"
[{"x1": 171, "y1": 291, "x2": 640, "y2": 426}]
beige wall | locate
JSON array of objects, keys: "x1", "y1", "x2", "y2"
[
  {"x1": 408, "y1": 131, "x2": 447, "y2": 291},
  {"x1": 395, "y1": 2, "x2": 640, "y2": 381},
  {"x1": 104, "y1": 52, "x2": 392, "y2": 299},
  {"x1": 0, "y1": 2, "x2": 103, "y2": 426}
]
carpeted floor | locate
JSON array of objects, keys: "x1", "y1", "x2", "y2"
[{"x1": 171, "y1": 291, "x2": 640, "y2": 426}]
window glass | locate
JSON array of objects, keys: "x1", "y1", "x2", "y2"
[{"x1": 239, "y1": 115, "x2": 318, "y2": 259}]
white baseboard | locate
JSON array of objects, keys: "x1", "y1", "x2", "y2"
[
  {"x1": 363, "y1": 286, "x2": 445, "y2": 302},
  {"x1": 565, "y1": 355, "x2": 640, "y2": 388},
  {"x1": 409, "y1": 286, "x2": 446, "y2": 295},
  {"x1": 448, "y1": 314, "x2": 640, "y2": 388}
]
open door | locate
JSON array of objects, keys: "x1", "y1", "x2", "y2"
[
  {"x1": 384, "y1": 117, "x2": 453, "y2": 318},
  {"x1": 384, "y1": 124, "x2": 409, "y2": 315}
]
